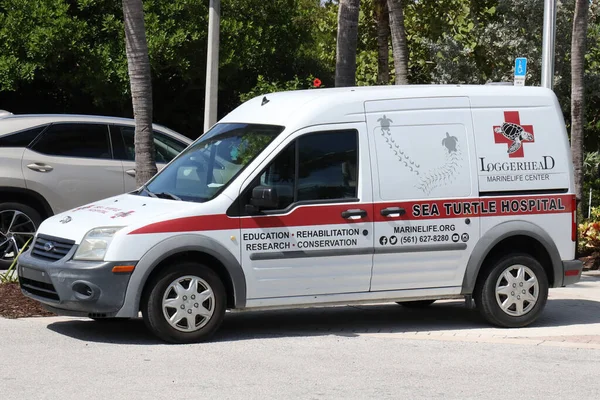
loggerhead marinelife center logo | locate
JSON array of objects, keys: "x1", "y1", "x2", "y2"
[
  {"x1": 493, "y1": 111, "x2": 534, "y2": 158},
  {"x1": 479, "y1": 111, "x2": 555, "y2": 181}
]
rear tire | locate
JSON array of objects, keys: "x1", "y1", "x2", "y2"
[
  {"x1": 475, "y1": 254, "x2": 548, "y2": 328},
  {"x1": 0, "y1": 202, "x2": 41, "y2": 269},
  {"x1": 142, "y1": 262, "x2": 226, "y2": 343},
  {"x1": 396, "y1": 300, "x2": 436, "y2": 308}
]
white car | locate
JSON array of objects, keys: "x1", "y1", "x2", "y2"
[
  {"x1": 18, "y1": 86, "x2": 582, "y2": 343},
  {"x1": 0, "y1": 113, "x2": 191, "y2": 267}
]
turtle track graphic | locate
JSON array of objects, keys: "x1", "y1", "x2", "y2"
[
  {"x1": 415, "y1": 143, "x2": 462, "y2": 195},
  {"x1": 376, "y1": 127, "x2": 421, "y2": 174},
  {"x1": 375, "y1": 124, "x2": 462, "y2": 196}
]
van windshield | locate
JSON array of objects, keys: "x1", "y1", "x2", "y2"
[{"x1": 141, "y1": 123, "x2": 284, "y2": 202}]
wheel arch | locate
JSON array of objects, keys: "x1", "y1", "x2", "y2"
[
  {"x1": 0, "y1": 186, "x2": 54, "y2": 220},
  {"x1": 115, "y1": 234, "x2": 246, "y2": 318},
  {"x1": 461, "y1": 220, "x2": 563, "y2": 295}
]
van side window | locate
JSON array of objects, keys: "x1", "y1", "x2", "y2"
[
  {"x1": 241, "y1": 130, "x2": 358, "y2": 213},
  {"x1": 298, "y1": 130, "x2": 358, "y2": 201},
  {"x1": 259, "y1": 142, "x2": 296, "y2": 209}
]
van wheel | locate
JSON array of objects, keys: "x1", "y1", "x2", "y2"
[
  {"x1": 475, "y1": 254, "x2": 548, "y2": 328},
  {"x1": 142, "y1": 262, "x2": 226, "y2": 343},
  {"x1": 0, "y1": 203, "x2": 40, "y2": 269},
  {"x1": 396, "y1": 300, "x2": 436, "y2": 308}
]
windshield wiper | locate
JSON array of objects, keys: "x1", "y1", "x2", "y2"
[
  {"x1": 139, "y1": 185, "x2": 158, "y2": 198},
  {"x1": 155, "y1": 192, "x2": 182, "y2": 201}
]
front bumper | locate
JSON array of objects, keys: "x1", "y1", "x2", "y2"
[
  {"x1": 18, "y1": 249, "x2": 136, "y2": 318},
  {"x1": 562, "y1": 259, "x2": 583, "y2": 286}
]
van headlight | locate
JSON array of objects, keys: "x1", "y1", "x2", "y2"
[{"x1": 73, "y1": 227, "x2": 124, "y2": 261}]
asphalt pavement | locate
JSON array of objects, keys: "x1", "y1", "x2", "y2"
[{"x1": 1, "y1": 273, "x2": 600, "y2": 399}]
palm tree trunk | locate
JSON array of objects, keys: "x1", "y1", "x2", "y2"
[
  {"x1": 335, "y1": 0, "x2": 360, "y2": 87},
  {"x1": 122, "y1": 0, "x2": 157, "y2": 187},
  {"x1": 571, "y1": 0, "x2": 588, "y2": 220},
  {"x1": 387, "y1": 0, "x2": 408, "y2": 85},
  {"x1": 375, "y1": 0, "x2": 390, "y2": 85}
]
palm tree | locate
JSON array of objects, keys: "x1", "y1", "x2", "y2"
[
  {"x1": 122, "y1": 0, "x2": 157, "y2": 187},
  {"x1": 571, "y1": 0, "x2": 589, "y2": 219},
  {"x1": 387, "y1": 0, "x2": 408, "y2": 85},
  {"x1": 335, "y1": 0, "x2": 360, "y2": 87},
  {"x1": 375, "y1": 0, "x2": 390, "y2": 84}
]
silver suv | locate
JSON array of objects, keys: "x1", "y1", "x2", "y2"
[{"x1": 0, "y1": 112, "x2": 192, "y2": 267}]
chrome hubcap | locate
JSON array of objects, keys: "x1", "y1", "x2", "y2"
[
  {"x1": 162, "y1": 275, "x2": 215, "y2": 332},
  {"x1": 0, "y1": 210, "x2": 36, "y2": 262},
  {"x1": 495, "y1": 264, "x2": 539, "y2": 317}
]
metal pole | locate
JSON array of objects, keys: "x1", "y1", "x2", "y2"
[
  {"x1": 589, "y1": 188, "x2": 593, "y2": 218},
  {"x1": 204, "y1": 0, "x2": 220, "y2": 132},
  {"x1": 541, "y1": 0, "x2": 557, "y2": 89}
]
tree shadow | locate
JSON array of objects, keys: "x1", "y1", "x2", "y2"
[{"x1": 46, "y1": 295, "x2": 600, "y2": 345}]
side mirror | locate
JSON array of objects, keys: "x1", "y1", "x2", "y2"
[{"x1": 246, "y1": 185, "x2": 278, "y2": 213}]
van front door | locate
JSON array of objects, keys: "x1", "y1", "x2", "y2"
[
  {"x1": 366, "y1": 97, "x2": 480, "y2": 291},
  {"x1": 235, "y1": 125, "x2": 374, "y2": 300}
]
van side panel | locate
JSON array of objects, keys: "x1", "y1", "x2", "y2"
[
  {"x1": 470, "y1": 98, "x2": 576, "y2": 262},
  {"x1": 365, "y1": 97, "x2": 480, "y2": 291}
]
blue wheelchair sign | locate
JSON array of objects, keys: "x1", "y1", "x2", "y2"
[{"x1": 515, "y1": 58, "x2": 527, "y2": 77}]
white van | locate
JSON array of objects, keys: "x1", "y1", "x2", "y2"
[{"x1": 18, "y1": 85, "x2": 582, "y2": 343}]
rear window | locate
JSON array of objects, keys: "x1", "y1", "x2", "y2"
[{"x1": 0, "y1": 126, "x2": 46, "y2": 148}]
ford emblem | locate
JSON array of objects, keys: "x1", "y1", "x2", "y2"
[{"x1": 44, "y1": 242, "x2": 55, "y2": 252}]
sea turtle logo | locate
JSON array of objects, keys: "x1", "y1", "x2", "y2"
[
  {"x1": 377, "y1": 115, "x2": 393, "y2": 134},
  {"x1": 441, "y1": 132, "x2": 458, "y2": 153},
  {"x1": 494, "y1": 122, "x2": 534, "y2": 154},
  {"x1": 416, "y1": 132, "x2": 462, "y2": 195}
]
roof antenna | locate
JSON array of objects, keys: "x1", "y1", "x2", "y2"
[{"x1": 261, "y1": 96, "x2": 270, "y2": 106}]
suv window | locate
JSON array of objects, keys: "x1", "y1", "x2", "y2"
[
  {"x1": 112, "y1": 125, "x2": 187, "y2": 163},
  {"x1": 31, "y1": 123, "x2": 111, "y2": 159},
  {"x1": 0, "y1": 126, "x2": 46, "y2": 148},
  {"x1": 241, "y1": 130, "x2": 358, "y2": 212}
]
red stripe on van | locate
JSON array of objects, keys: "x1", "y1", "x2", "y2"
[
  {"x1": 129, "y1": 214, "x2": 239, "y2": 234},
  {"x1": 128, "y1": 194, "x2": 573, "y2": 235}
]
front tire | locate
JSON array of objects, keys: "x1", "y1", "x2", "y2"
[
  {"x1": 0, "y1": 203, "x2": 41, "y2": 269},
  {"x1": 142, "y1": 262, "x2": 226, "y2": 343},
  {"x1": 475, "y1": 254, "x2": 548, "y2": 328}
]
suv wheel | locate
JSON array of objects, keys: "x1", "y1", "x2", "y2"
[
  {"x1": 0, "y1": 203, "x2": 40, "y2": 269},
  {"x1": 142, "y1": 262, "x2": 226, "y2": 343},
  {"x1": 475, "y1": 254, "x2": 548, "y2": 328}
]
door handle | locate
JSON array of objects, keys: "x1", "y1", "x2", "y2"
[
  {"x1": 126, "y1": 169, "x2": 136, "y2": 177},
  {"x1": 341, "y1": 209, "x2": 367, "y2": 219},
  {"x1": 27, "y1": 163, "x2": 53, "y2": 173},
  {"x1": 380, "y1": 207, "x2": 406, "y2": 217}
]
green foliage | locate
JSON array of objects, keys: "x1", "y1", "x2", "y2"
[
  {"x1": 579, "y1": 213, "x2": 600, "y2": 253},
  {"x1": 0, "y1": 0, "x2": 329, "y2": 137},
  {"x1": 1, "y1": 0, "x2": 599, "y2": 158},
  {"x1": 239, "y1": 74, "x2": 320, "y2": 103}
]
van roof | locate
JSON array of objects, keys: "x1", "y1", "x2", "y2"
[{"x1": 220, "y1": 85, "x2": 558, "y2": 131}]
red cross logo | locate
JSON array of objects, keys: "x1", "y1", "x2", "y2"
[{"x1": 493, "y1": 111, "x2": 534, "y2": 158}]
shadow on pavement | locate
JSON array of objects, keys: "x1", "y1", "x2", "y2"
[
  {"x1": 47, "y1": 318, "x2": 162, "y2": 345},
  {"x1": 45, "y1": 296, "x2": 600, "y2": 344}
]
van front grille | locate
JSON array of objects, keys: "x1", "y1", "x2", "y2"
[{"x1": 31, "y1": 235, "x2": 75, "y2": 261}]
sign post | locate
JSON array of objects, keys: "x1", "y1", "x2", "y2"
[{"x1": 514, "y1": 57, "x2": 527, "y2": 86}]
